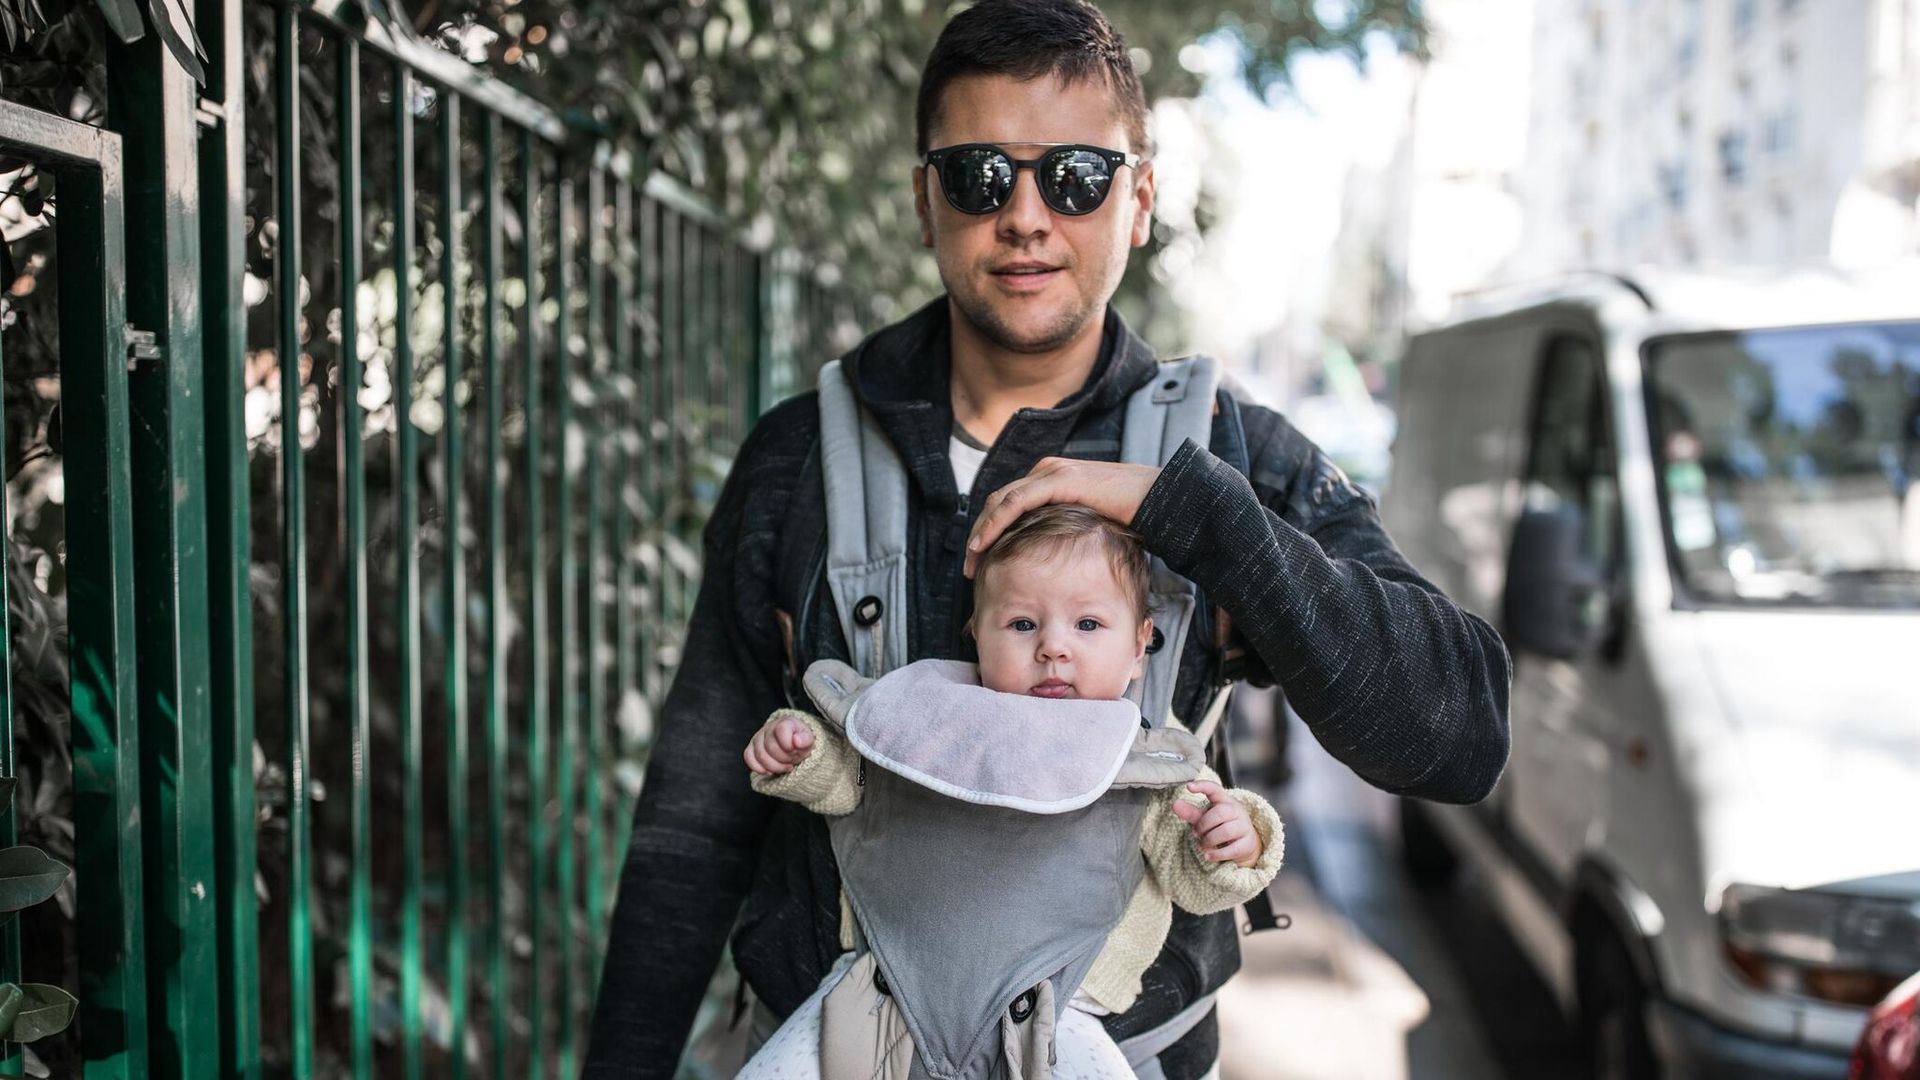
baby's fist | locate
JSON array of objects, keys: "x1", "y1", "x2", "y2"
[
  {"x1": 744, "y1": 714, "x2": 815, "y2": 776},
  {"x1": 1170, "y1": 780, "x2": 1261, "y2": 868}
]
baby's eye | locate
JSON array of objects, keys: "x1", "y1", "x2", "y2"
[
  {"x1": 1010, "y1": 618, "x2": 1037, "y2": 633},
  {"x1": 1077, "y1": 618, "x2": 1102, "y2": 632}
]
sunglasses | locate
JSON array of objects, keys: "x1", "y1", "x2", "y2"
[{"x1": 922, "y1": 143, "x2": 1143, "y2": 217}]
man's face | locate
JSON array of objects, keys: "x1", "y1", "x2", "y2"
[
  {"x1": 971, "y1": 544, "x2": 1152, "y2": 701},
  {"x1": 915, "y1": 73, "x2": 1155, "y2": 354}
]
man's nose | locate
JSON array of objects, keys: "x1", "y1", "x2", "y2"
[{"x1": 996, "y1": 167, "x2": 1053, "y2": 241}]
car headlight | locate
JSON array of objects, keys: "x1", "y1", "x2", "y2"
[{"x1": 1719, "y1": 884, "x2": 1920, "y2": 1007}]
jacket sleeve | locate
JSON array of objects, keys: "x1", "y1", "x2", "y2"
[
  {"x1": 1141, "y1": 769, "x2": 1286, "y2": 915},
  {"x1": 583, "y1": 414, "x2": 798, "y2": 1077},
  {"x1": 749, "y1": 710, "x2": 864, "y2": 816},
  {"x1": 1130, "y1": 432, "x2": 1512, "y2": 805}
]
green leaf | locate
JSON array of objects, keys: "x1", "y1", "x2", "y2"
[
  {"x1": 0, "y1": 847, "x2": 70, "y2": 915},
  {"x1": 0, "y1": 984, "x2": 21, "y2": 1035},
  {"x1": 0, "y1": 984, "x2": 76, "y2": 1042},
  {"x1": 91, "y1": 0, "x2": 143, "y2": 43}
]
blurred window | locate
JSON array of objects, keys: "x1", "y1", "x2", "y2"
[
  {"x1": 1719, "y1": 131, "x2": 1748, "y2": 184},
  {"x1": 1764, "y1": 111, "x2": 1796, "y2": 156},
  {"x1": 1733, "y1": 0, "x2": 1756, "y2": 40},
  {"x1": 1523, "y1": 337, "x2": 1620, "y2": 572},
  {"x1": 1646, "y1": 322, "x2": 1920, "y2": 607},
  {"x1": 1659, "y1": 160, "x2": 1689, "y2": 208}
]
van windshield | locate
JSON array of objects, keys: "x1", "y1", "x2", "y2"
[{"x1": 1645, "y1": 322, "x2": 1920, "y2": 608}]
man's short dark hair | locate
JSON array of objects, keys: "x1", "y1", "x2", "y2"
[{"x1": 915, "y1": 0, "x2": 1151, "y2": 157}]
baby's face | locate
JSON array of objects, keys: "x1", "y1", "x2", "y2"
[{"x1": 971, "y1": 544, "x2": 1153, "y2": 701}]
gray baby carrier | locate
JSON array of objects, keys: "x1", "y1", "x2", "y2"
[
  {"x1": 811, "y1": 356, "x2": 1233, "y2": 1079},
  {"x1": 797, "y1": 658, "x2": 1206, "y2": 1080}
]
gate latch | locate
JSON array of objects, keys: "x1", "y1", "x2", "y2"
[{"x1": 126, "y1": 326, "x2": 162, "y2": 374}]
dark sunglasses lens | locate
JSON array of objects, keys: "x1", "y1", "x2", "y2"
[
  {"x1": 1040, "y1": 149, "x2": 1115, "y2": 214},
  {"x1": 942, "y1": 147, "x2": 1014, "y2": 213}
]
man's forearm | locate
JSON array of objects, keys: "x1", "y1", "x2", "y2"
[
  {"x1": 585, "y1": 820, "x2": 759, "y2": 1077},
  {"x1": 1132, "y1": 439, "x2": 1512, "y2": 804}
]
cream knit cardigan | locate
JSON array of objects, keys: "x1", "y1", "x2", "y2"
[{"x1": 751, "y1": 709, "x2": 1285, "y2": 1014}]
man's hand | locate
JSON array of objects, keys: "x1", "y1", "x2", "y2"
[
  {"x1": 744, "y1": 714, "x2": 815, "y2": 776},
  {"x1": 963, "y1": 457, "x2": 1161, "y2": 577},
  {"x1": 1169, "y1": 780, "x2": 1262, "y2": 868}
]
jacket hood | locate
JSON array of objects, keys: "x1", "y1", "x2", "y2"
[{"x1": 835, "y1": 297, "x2": 1163, "y2": 505}]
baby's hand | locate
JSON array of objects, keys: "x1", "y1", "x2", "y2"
[
  {"x1": 744, "y1": 714, "x2": 815, "y2": 776},
  {"x1": 1170, "y1": 780, "x2": 1262, "y2": 869}
]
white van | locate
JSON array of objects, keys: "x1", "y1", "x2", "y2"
[{"x1": 1381, "y1": 267, "x2": 1920, "y2": 1078}]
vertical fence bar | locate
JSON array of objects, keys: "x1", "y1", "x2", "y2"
[
  {"x1": 55, "y1": 133, "x2": 149, "y2": 1080},
  {"x1": 553, "y1": 173, "x2": 579, "y2": 1079},
  {"x1": 749, "y1": 251, "x2": 768, "y2": 421},
  {"x1": 656, "y1": 208, "x2": 678, "y2": 639},
  {"x1": 438, "y1": 91, "x2": 471, "y2": 1080},
  {"x1": 274, "y1": 9, "x2": 316, "y2": 1075},
  {"x1": 681, "y1": 220, "x2": 700, "y2": 609},
  {"x1": 521, "y1": 136, "x2": 549, "y2": 1080},
  {"x1": 581, "y1": 161, "x2": 607, "y2": 981},
  {"x1": 480, "y1": 111, "x2": 510, "y2": 1080},
  {"x1": 392, "y1": 64, "x2": 426, "y2": 1080},
  {"x1": 197, "y1": 0, "x2": 261, "y2": 1068},
  {"x1": 638, "y1": 195, "x2": 661, "y2": 708},
  {"x1": 608, "y1": 169, "x2": 637, "y2": 912},
  {"x1": 704, "y1": 227, "x2": 721, "y2": 453},
  {"x1": 0, "y1": 284, "x2": 15, "y2": 1080},
  {"x1": 335, "y1": 36, "x2": 375, "y2": 1080},
  {"x1": 108, "y1": 4, "x2": 220, "y2": 1067}
]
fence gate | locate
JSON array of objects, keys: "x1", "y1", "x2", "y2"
[
  {"x1": 0, "y1": 0, "x2": 849, "y2": 1076},
  {"x1": 0, "y1": 99, "x2": 146, "y2": 1076}
]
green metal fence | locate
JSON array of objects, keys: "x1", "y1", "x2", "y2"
[{"x1": 0, "y1": 0, "x2": 842, "y2": 1075}]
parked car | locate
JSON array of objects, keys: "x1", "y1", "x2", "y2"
[
  {"x1": 1380, "y1": 267, "x2": 1920, "y2": 1078},
  {"x1": 1850, "y1": 971, "x2": 1920, "y2": 1080}
]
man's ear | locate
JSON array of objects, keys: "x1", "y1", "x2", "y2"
[
  {"x1": 1128, "y1": 158, "x2": 1156, "y2": 248},
  {"x1": 913, "y1": 165, "x2": 934, "y2": 248}
]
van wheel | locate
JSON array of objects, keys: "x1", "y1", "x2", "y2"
[
  {"x1": 1580, "y1": 932, "x2": 1659, "y2": 1080},
  {"x1": 1398, "y1": 799, "x2": 1458, "y2": 888}
]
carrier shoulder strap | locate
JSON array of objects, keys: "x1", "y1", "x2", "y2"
[
  {"x1": 815, "y1": 356, "x2": 1221, "y2": 726},
  {"x1": 1117, "y1": 356, "x2": 1220, "y2": 729},
  {"x1": 818, "y1": 360, "x2": 911, "y2": 679}
]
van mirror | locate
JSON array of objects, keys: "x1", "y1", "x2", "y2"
[{"x1": 1503, "y1": 507, "x2": 1610, "y2": 659}]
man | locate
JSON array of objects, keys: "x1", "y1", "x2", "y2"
[{"x1": 585, "y1": 2, "x2": 1512, "y2": 1076}]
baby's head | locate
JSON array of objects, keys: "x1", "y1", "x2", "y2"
[{"x1": 968, "y1": 505, "x2": 1154, "y2": 701}]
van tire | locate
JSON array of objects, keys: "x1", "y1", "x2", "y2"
[
  {"x1": 1579, "y1": 930, "x2": 1660, "y2": 1080},
  {"x1": 1398, "y1": 799, "x2": 1458, "y2": 888}
]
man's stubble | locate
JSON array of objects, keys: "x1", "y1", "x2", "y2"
[{"x1": 948, "y1": 284, "x2": 1098, "y2": 355}]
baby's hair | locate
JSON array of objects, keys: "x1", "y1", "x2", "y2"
[{"x1": 973, "y1": 504, "x2": 1150, "y2": 621}]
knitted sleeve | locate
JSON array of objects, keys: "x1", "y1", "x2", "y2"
[
  {"x1": 1130, "y1": 430, "x2": 1511, "y2": 805},
  {"x1": 748, "y1": 709, "x2": 864, "y2": 817},
  {"x1": 1140, "y1": 769, "x2": 1285, "y2": 916}
]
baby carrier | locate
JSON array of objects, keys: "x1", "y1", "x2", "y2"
[
  {"x1": 797, "y1": 355, "x2": 1276, "y2": 1078},
  {"x1": 795, "y1": 657, "x2": 1207, "y2": 1080}
]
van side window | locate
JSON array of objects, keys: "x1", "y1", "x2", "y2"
[{"x1": 1523, "y1": 337, "x2": 1620, "y2": 571}]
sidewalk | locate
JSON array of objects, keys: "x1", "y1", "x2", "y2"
[{"x1": 1216, "y1": 695, "x2": 1506, "y2": 1080}]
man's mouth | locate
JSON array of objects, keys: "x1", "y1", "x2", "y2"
[
  {"x1": 991, "y1": 262, "x2": 1063, "y2": 291},
  {"x1": 1030, "y1": 678, "x2": 1073, "y2": 699}
]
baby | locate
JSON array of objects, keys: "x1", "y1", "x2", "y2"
[{"x1": 740, "y1": 504, "x2": 1283, "y2": 1079}]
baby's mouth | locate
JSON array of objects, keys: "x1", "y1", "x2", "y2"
[{"x1": 1030, "y1": 678, "x2": 1073, "y2": 699}]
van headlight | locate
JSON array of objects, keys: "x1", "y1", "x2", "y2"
[{"x1": 1719, "y1": 884, "x2": 1920, "y2": 1007}]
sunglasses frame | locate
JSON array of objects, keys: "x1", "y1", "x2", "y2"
[{"x1": 921, "y1": 142, "x2": 1144, "y2": 217}]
